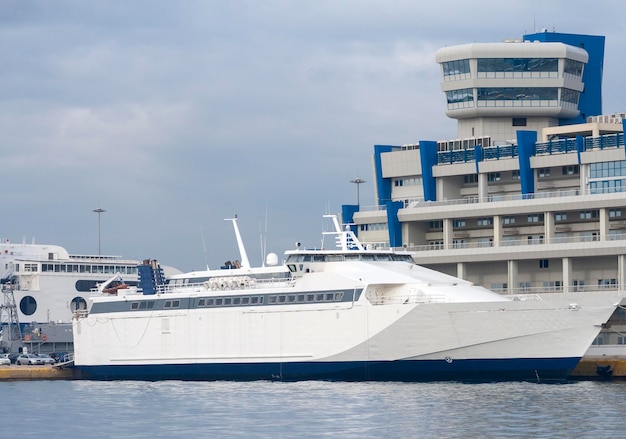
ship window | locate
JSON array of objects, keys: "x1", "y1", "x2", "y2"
[
  {"x1": 241, "y1": 297, "x2": 249, "y2": 305},
  {"x1": 139, "y1": 302, "x2": 147, "y2": 309},
  {"x1": 171, "y1": 300, "x2": 180, "y2": 308},
  {"x1": 147, "y1": 302, "x2": 155, "y2": 309},
  {"x1": 306, "y1": 294, "x2": 315, "y2": 302},
  {"x1": 278, "y1": 295, "x2": 286, "y2": 303},
  {"x1": 75, "y1": 280, "x2": 99, "y2": 292},
  {"x1": 223, "y1": 298, "x2": 231, "y2": 306},
  {"x1": 198, "y1": 299, "x2": 205, "y2": 306},
  {"x1": 258, "y1": 297, "x2": 264, "y2": 304},
  {"x1": 206, "y1": 298, "x2": 214, "y2": 306},
  {"x1": 287, "y1": 264, "x2": 297, "y2": 273},
  {"x1": 287, "y1": 295, "x2": 296, "y2": 303},
  {"x1": 269, "y1": 296, "x2": 277, "y2": 304},
  {"x1": 233, "y1": 297, "x2": 241, "y2": 305},
  {"x1": 19, "y1": 296, "x2": 37, "y2": 316},
  {"x1": 251, "y1": 297, "x2": 258, "y2": 304},
  {"x1": 325, "y1": 293, "x2": 334, "y2": 301},
  {"x1": 334, "y1": 292, "x2": 344, "y2": 301},
  {"x1": 297, "y1": 294, "x2": 305, "y2": 302},
  {"x1": 131, "y1": 302, "x2": 139, "y2": 310},
  {"x1": 215, "y1": 298, "x2": 223, "y2": 306},
  {"x1": 316, "y1": 293, "x2": 324, "y2": 301}
]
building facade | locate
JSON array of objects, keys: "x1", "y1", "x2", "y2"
[{"x1": 346, "y1": 31, "x2": 626, "y2": 348}]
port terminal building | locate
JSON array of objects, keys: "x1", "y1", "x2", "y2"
[{"x1": 345, "y1": 31, "x2": 626, "y2": 348}]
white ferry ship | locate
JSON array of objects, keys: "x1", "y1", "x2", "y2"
[{"x1": 72, "y1": 215, "x2": 621, "y2": 382}]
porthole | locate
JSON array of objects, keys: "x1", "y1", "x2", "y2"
[{"x1": 20, "y1": 296, "x2": 37, "y2": 316}]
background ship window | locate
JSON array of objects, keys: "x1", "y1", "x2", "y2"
[
  {"x1": 70, "y1": 297, "x2": 87, "y2": 311},
  {"x1": 75, "y1": 280, "x2": 99, "y2": 292},
  {"x1": 20, "y1": 296, "x2": 37, "y2": 315}
]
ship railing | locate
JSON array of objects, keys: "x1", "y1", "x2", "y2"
[
  {"x1": 73, "y1": 309, "x2": 89, "y2": 319},
  {"x1": 157, "y1": 277, "x2": 296, "y2": 294},
  {"x1": 368, "y1": 293, "x2": 449, "y2": 305}
]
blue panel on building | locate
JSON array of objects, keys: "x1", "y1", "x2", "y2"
[
  {"x1": 418, "y1": 141, "x2": 438, "y2": 201},
  {"x1": 516, "y1": 130, "x2": 537, "y2": 194},
  {"x1": 374, "y1": 145, "x2": 398, "y2": 206},
  {"x1": 386, "y1": 201, "x2": 404, "y2": 247},
  {"x1": 523, "y1": 31, "x2": 605, "y2": 123}
]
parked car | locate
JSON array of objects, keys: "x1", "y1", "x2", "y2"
[
  {"x1": 6, "y1": 352, "x2": 19, "y2": 364},
  {"x1": 50, "y1": 352, "x2": 70, "y2": 363},
  {"x1": 36, "y1": 354, "x2": 56, "y2": 365},
  {"x1": 16, "y1": 354, "x2": 44, "y2": 365},
  {"x1": 0, "y1": 354, "x2": 10, "y2": 366}
]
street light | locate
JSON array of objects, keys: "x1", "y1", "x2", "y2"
[
  {"x1": 93, "y1": 207, "x2": 106, "y2": 256},
  {"x1": 350, "y1": 178, "x2": 366, "y2": 208}
]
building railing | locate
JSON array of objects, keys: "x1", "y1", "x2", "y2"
[
  {"x1": 358, "y1": 185, "x2": 626, "y2": 214},
  {"x1": 436, "y1": 132, "x2": 624, "y2": 164},
  {"x1": 399, "y1": 232, "x2": 626, "y2": 253}
]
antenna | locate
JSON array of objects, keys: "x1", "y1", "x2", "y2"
[
  {"x1": 259, "y1": 205, "x2": 268, "y2": 267},
  {"x1": 225, "y1": 216, "x2": 251, "y2": 269},
  {"x1": 200, "y1": 224, "x2": 209, "y2": 270}
]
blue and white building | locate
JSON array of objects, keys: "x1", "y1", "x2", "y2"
[{"x1": 345, "y1": 31, "x2": 626, "y2": 350}]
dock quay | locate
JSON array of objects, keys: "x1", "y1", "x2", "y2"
[
  {"x1": 0, "y1": 358, "x2": 625, "y2": 381},
  {"x1": 0, "y1": 364, "x2": 75, "y2": 381},
  {"x1": 570, "y1": 356, "x2": 626, "y2": 380}
]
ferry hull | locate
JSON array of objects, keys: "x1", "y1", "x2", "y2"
[
  {"x1": 73, "y1": 357, "x2": 580, "y2": 382},
  {"x1": 72, "y1": 290, "x2": 619, "y2": 382}
]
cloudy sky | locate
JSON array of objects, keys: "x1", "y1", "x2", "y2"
[{"x1": 1, "y1": 0, "x2": 625, "y2": 271}]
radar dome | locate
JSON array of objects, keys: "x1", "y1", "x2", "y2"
[{"x1": 265, "y1": 252, "x2": 279, "y2": 266}]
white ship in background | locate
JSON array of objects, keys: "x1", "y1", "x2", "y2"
[
  {"x1": 72, "y1": 215, "x2": 621, "y2": 382},
  {"x1": 0, "y1": 238, "x2": 180, "y2": 353}
]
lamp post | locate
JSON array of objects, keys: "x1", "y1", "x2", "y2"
[
  {"x1": 350, "y1": 178, "x2": 366, "y2": 208},
  {"x1": 93, "y1": 207, "x2": 106, "y2": 256}
]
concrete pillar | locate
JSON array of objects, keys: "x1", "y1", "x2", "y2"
[
  {"x1": 457, "y1": 262, "x2": 466, "y2": 280},
  {"x1": 619, "y1": 255, "x2": 626, "y2": 290},
  {"x1": 493, "y1": 215, "x2": 502, "y2": 247},
  {"x1": 443, "y1": 218, "x2": 453, "y2": 250},
  {"x1": 599, "y1": 207, "x2": 609, "y2": 241},
  {"x1": 563, "y1": 257, "x2": 572, "y2": 293},
  {"x1": 544, "y1": 211, "x2": 555, "y2": 243},
  {"x1": 580, "y1": 163, "x2": 589, "y2": 194},
  {"x1": 507, "y1": 260, "x2": 518, "y2": 295},
  {"x1": 478, "y1": 173, "x2": 488, "y2": 201}
]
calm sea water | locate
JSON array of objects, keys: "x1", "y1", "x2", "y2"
[{"x1": 1, "y1": 380, "x2": 625, "y2": 438}]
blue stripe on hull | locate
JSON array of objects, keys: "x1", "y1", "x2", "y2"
[{"x1": 74, "y1": 357, "x2": 581, "y2": 383}]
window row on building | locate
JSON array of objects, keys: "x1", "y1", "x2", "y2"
[{"x1": 16, "y1": 262, "x2": 138, "y2": 275}]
